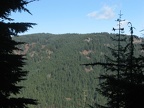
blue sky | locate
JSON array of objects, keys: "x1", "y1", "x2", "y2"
[{"x1": 11, "y1": 0, "x2": 144, "y2": 36}]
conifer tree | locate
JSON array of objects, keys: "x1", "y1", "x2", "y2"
[
  {"x1": 0, "y1": 0, "x2": 37, "y2": 107},
  {"x1": 120, "y1": 22, "x2": 144, "y2": 108},
  {"x1": 83, "y1": 12, "x2": 144, "y2": 108}
]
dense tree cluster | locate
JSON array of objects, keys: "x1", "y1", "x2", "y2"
[
  {"x1": 13, "y1": 32, "x2": 143, "y2": 108},
  {"x1": 13, "y1": 33, "x2": 112, "y2": 108}
]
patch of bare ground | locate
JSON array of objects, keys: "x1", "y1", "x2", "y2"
[
  {"x1": 23, "y1": 44, "x2": 29, "y2": 54},
  {"x1": 46, "y1": 49, "x2": 53, "y2": 59},
  {"x1": 85, "y1": 67, "x2": 93, "y2": 72},
  {"x1": 65, "y1": 97, "x2": 72, "y2": 101},
  {"x1": 13, "y1": 43, "x2": 30, "y2": 55},
  {"x1": 84, "y1": 37, "x2": 92, "y2": 42},
  {"x1": 80, "y1": 50, "x2": 92, "y2": 59},
  {"x1": 80, "y1": 50, "x2": 92, "y2": 56},
  {"x1": 14, "y1": 42, "x2": 37, "y2": 55},
  {"x1": 133, "y1": 38, "x2": 142, "y2": 44}
]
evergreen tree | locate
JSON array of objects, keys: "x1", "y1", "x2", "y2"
[
  {"x1": 83, "y1": 12, "x2": 144, "y2": 108},
  {"x1": 120, "y1": 22, "x2": 144, "y2": 108},
  {"x1": 0, "y1": 0, "x2": 37, "y2": 107}
]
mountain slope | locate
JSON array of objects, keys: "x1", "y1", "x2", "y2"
[{"x1": 13, "y1": 33, "x2": 138, "y2": 108}]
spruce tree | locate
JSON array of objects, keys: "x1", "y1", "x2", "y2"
[
  {"x1": 121, "y1": 22, "x2": 144, "y2": 108},
  {"x1": 84, "y1": 12, "x2": 127, "y2": 108},
  {"x1": 0, "y1": 0, "x2": 37, "y2": 107},
  {"x1": 83, "y1": 12, "x2": 144, "y2": 108}
]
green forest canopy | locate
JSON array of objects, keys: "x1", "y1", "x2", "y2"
[{"x1": 13, "y1": 33, "x2": 143, "y2": 108}]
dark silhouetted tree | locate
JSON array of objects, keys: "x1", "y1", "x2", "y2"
[
  {"x1": 121, "y1": 22, "x2": 144, "y2": 108},
  {"x1": 83, "y1": 12, "x2": 144, "y2": 108},
  {"x1": 0, "y1": 0, "x2": 37, "y2": 107}
]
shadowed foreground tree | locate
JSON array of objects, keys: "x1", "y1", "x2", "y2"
[
  {"x1": 0, "y1": 0, "x2": 37, "y2": 107},
  {"x1": 83, "y1": 13, "x2": 144, "y2": 108}
]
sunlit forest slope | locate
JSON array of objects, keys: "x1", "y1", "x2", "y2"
[{"x1": 13, "y1": 33, "x2": 142, "y2": 108}]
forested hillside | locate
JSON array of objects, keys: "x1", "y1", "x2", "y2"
[{"x1": 13, "y1": 33, "x2": 142, "y2": 108}]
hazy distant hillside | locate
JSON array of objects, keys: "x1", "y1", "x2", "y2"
[{"x1": 13, "y1": 33, "x2": 142, "y2": 108}]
